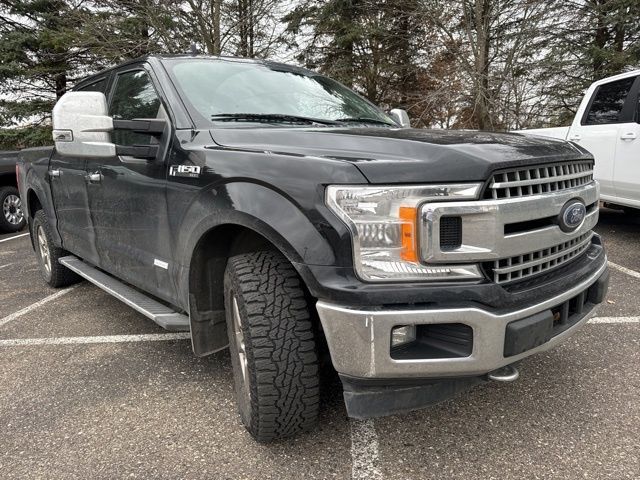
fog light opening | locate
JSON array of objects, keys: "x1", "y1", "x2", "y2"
[{"x1": 391, "y1": 325, "x2": 417, "y2": 348}]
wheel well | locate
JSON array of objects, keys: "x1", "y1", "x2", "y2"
[
  {"x1": 188, "y1": 225, "x2": 278, "y2": 332},
  {"x1": 187, "y1": 224, "x2": 319, "y2": 355},
  {"x1": 27, "y1": 189, "x2": 42, "y2": 218}
]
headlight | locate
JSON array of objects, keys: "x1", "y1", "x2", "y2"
[{"x1": 326, "y1": 184, "x2": 484, "y2": 281}]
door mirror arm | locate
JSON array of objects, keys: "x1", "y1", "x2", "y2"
[
  {"x1": 113, "y1": 118, "x2": 166, "y2": 136},
  {"x1": 115, "y1": 145, "x2": 159, "y2": 159}
]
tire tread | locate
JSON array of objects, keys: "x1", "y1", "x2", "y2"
[{"x1": 225, "y1": 251, "x2": 320, "y2": 442}]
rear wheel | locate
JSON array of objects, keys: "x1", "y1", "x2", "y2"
[
  {"x1": 0, "y1": 186, "x2": 26, "y2": 233},
  {"x1": 224, "y1": 251, "x2": 320, "y2": 442},
  {"x1": 32, "y1": 210, "x2": 80, "y2": 288}
]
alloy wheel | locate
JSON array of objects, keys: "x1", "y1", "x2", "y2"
[
  {"x1": 37, "y1": 225, "x2": 51, "y2": 275},
  {"x1": 231, "y1": 295, "x2": 251, "y2": 399},
  {"x1": 3, "y1": 194, "x2": 23, "y2": 226}
]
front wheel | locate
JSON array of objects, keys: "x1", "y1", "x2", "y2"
[
  {"x1": 0, "y1": 186, "x2": 26, "y2": 233},
  {"x1": 224, "y1": 251, "x2": 320, "y2": 442}
]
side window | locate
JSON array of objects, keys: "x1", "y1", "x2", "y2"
[
  {"x1": 76, "y1": 77, "x2": 108, "y2": 93},
  {"x1": 110, "y1": 70, "x2": 162, "y2": 146},
  {"x1": 583, "y1": 77, "x2": 636, "y2": 125}
]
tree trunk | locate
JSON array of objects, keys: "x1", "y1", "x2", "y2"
[
  {"x1": 472, "y1": 0, "x2": 492, "y2": 130},
  {"x1": 55, "y1": 72, "x2": 67, "y2": 100},
  {"x1": 213, "y1": 0, "x2": 221, "y2": 55}
]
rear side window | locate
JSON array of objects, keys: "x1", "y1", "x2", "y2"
[
  {"x1": 109, "y1": 70, "x2": 162, "y2": 145},
  {"x1": 583, "y1": 77, "x2": 636, "y2": 125},
  {"x1": 76, "y1": 77, "x2": 108, "y2": 93}
]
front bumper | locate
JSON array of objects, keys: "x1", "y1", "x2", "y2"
[{"x1": 316, "y1": 260, "x2": 608, "y2": 380}]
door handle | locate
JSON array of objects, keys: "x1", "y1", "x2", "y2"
[
  {"x1": 620, "y1": 132, "x2": 637, "y2": 141},
  {"x1": 49, "y1": 169, "x2": 62, "y2": 178},
  {"x1": 86, "y1": 172, "x2": 102, "y2": 184},
  {"x1": 569, "y1": 134, "x2": 582, "y2": 141}
]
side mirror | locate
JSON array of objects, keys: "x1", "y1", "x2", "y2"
[
  {"x1": 52, "y1": 91, "x2": 166, "y2": 159},
  {"x1": 389, "y1": 108, "x2": 411, "y2": 128},
  {"x1": 52, "y1": 92, "x2": 115, "y2": 158}
]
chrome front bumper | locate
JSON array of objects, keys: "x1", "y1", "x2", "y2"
[{"x1": 316, "y1": 260, "x2": 607, "y2": 379}]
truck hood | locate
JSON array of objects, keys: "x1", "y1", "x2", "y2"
[{"x1": 208, "y1": 127, "x2": 589, "y2": 183}]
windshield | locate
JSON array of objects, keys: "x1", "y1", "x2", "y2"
[{"x1": 164, "y1": 59, "x2": 395, "y2": 127}]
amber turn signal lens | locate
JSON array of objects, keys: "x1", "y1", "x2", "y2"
[{"x1": 399, "y1": 206, "x2": 418, "y2": 262}]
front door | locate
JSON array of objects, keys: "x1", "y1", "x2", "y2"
[
  {"x1": 85, "y1": 66, "x2": 175, "y2": 301},
  {"x1": 571, "y1": 75, "x2": 638, "y2": 203},
  {"x1": 612, "y1": 76, "x2": 640, "y2": 206}
]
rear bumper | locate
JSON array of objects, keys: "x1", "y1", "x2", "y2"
[{"x1": 316, "y1": 261, "x2": 609, "y2": 417}]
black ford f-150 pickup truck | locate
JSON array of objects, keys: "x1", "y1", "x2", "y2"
[
  {"x1": 18, "y1": 55, "x2": 609, "y2": 442},
  {"x1": 0, "y1": 150, "x2": 26, "y2": 232}
]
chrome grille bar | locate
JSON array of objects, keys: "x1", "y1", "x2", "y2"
[
  {"x1": 487, "y1": 160, "x2": 594, "y2": 200},
  {"x1": 488, "y1": 232, "x2": 593, "y2": 284}
]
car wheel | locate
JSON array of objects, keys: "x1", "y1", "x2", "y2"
[
  {"x1": 32, "y1": 210, "x2": 80, "y2": 288},
  {"x1": 0, "y1": 186, "x2": 26, "y2": 233},
  {"x1": 224, "y1": 250, "x2": 320, "y2": 442}
]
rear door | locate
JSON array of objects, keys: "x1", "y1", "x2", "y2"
[
  {"x1": 571, "y1": 75, "x2": 638, "y2": 201},
  {"x1": 49, "y1": 76, "x2": 109, "y2": 261},
  {"x1": 611, "y1": 76, "x2": 640, "y2": 207},
  {"x1": 85, "y1": 65, "x2": 175, "y2": 301}
]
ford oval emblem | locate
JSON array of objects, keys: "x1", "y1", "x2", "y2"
[{"x1": 559, "y1": 200, "x2": 586, "y2": 232}]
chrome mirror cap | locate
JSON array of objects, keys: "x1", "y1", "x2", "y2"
[
  {"x1": 52, "y1": 91, "x2": 116, "y2": 158},
  {"x1": 389, "y1": 108, "x2": 411, "y2": 128}
]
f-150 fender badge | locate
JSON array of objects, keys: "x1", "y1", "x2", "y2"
[{"x1": 170, "y1": 165, "x2": 202, "y2": 178}]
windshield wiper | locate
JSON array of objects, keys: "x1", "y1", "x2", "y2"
[
  {"x1": 335, "y1": 117, "x2": 396, "y2": 126},
  {"x1": 210, "y1": 113, "x2": 340, "y2": 126}
]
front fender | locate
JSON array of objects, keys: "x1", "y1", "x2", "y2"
[
  {"x1": 175, "y1": 181, "x2": 337, "y2": 305},
  {"x1": 174, "y1": 181, "x2": 341, "y2": 355}
]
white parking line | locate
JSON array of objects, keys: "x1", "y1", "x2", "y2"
[
  {"x1": 0, "y1": 232, "x2": 29, "y2": 244},
  {"x1": 608, "y1": 261, "x2": 640, "y2": 279},
  {"x1": 0, "y1": 286, "x2": 78, "y2": 328},
  {"x1": 0, "y1": 333, "x2": 191, "y2": 347},
  {"x1": 350, "y1": 419, "x2": 382, "y2": 480},
  {"x1": 589, "y1": 317, "x2": 640, "y2": 324}
]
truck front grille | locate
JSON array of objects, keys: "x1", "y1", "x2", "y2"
[
  {"x1": 486, "y1": 160, "x2": 594, "y2": 200},
  {"x1": 486, "y1": 232, "x2": 593, "y2": 284}
]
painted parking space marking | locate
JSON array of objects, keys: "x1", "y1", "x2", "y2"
[
  {"x1": 608, "y1": 261, "x2": 640, "y2": 279},
  {"x1": 0, "y1": 285, "x2": 78, "y2": 328},
  {"x1": 0, "y1": 332, "x2": 191, "y2": 347},
  {"x1": 588, "y1": 316, "x2": 640, "y2": 324},
  {"x1": 0, "y1": 232, "x2": 29, "y2": 244},
  {"x1": 350, "y1": 419, "x2": 382, "y2": 480}
]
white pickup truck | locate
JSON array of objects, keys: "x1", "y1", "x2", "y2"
[{"x1": 518, "y1": 70, "x2": 640, "y2": 213}]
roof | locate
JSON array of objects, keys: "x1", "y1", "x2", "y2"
[{"x1": 74, "y1": 54, "x2": 315, "y2": 89}]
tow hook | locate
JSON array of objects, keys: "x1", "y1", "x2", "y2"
[{"x1": 487, "y1": 364, "x2": 520, "y2": 382}]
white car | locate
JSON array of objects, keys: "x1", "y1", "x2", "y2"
[{"x1": 516, "y1": 70, "x2": 640, "y2": 213}]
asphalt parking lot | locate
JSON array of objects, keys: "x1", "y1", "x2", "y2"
[{"x1": 0, "y1": 208, "x2": 638, "y2": 480}]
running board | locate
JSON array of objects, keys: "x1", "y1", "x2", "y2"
[{"x1": 59, "y1": 256, "x2": 190, "y2": 332}]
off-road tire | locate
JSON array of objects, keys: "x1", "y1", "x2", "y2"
[
  {"x1": 32, "y1": 210, "x2": 80, "y2": 288},
  {"x1": 0, "y1": 186, "x2": 26, "y2": 233},
  {"x1": 224, "y1": 251, "x2": 320, "y2": 442}
]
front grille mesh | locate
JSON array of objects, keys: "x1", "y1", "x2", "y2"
[
  {"x1": 486, "y1": 160, "x2": 594, "y2": 200},
  {"x1": 487, "y1": 232, "x2": 593, "y2": 284}
]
